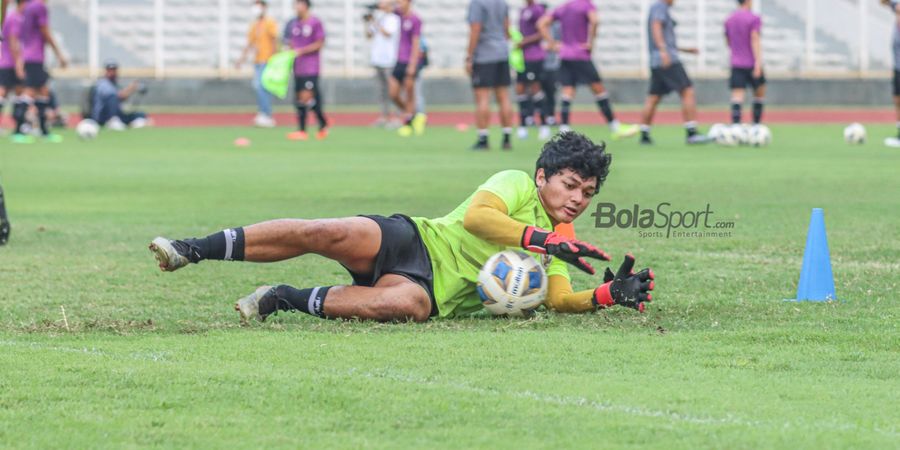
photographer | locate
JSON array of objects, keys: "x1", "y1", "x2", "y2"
[
  {"x1": 91, "y1": 60, "x2": 148, "y2": 130},
  {"x1": 364, "y1": 0, "x2": 400, "y2": 127}
]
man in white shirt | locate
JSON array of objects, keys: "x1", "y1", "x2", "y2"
[{"x1": 365, "y1": 0, "x2": 401, "y2": 127}]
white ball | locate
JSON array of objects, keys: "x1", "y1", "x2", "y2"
[
  {"x1": 76, "y1": 119, "x2": 100, "y2": 140},
  {"x1": 844, "y1": 123, "x2": 866, "y2": 144},
  {"x1": 715, "y1": 124, "x2": 739, "y2": 147},
  {"x1": 748, "y1": 124, "x2": 772, "y2": 147},
  {"x1": 732, "y1": 124, "x2": 752, "y2": 146},
  {"x1": 707, "y1": 123, "x2": 728, "y2": 141},
  {"x1": 477, "y1": 250, "x2": 547, "y2": 318}
]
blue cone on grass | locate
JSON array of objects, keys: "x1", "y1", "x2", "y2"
[{"x1": 792, "y1": 208, "x2": 836, "y2": 301}]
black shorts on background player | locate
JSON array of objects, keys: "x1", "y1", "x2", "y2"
[
  {"x1": 729, "y1": 67, "x2": 766, "y2": 90},
  {"x1": 516, "y1": 60, "x2": 544, "y2": 84},
  {"x1": 392, "y1": 62, "x2": 422, "y2": 83},
  {"x1": 24, "y1": 63, "x2": 49, "y2": 89},
  {"x1": 294, "y1": 75, "x2": 319, "y2": 94},
  {"x1": 0, "y1": 68, "x2": 21, "y2": 90},
  {"x1": 649, "y1": 63, "x2": 692, "y2": 96},
  {"x1": 893, "y1": 70, "x2": 900, "y2": 96},
  {"x1": 353, "y1": 214, "x2": 437, "y2": 317},
  {"x1": 471, "y1": 60, "x2": 511, "y2": 88},
  {"x1": 558, "y1": 60, "x2": 601, "y2": 86}
]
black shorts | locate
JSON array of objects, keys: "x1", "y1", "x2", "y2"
[
  {"x1": 558, "y1": 60, "x2": 602, "y2": 86},
  {"x1": 516, "y1": 60, "x2": 544, "y2": 84},
  {"x1": 0, "y1": 68, "x2": 21, "y2": 90},
  {"x1": 392, "y1": 62, "x2": 422, "y2": 83},
  {"x1": 294, "y1": 75, "x2": 319, "y2": 94},
  {"x1": 350, "y1": 214, "x2": 437, "y2": 317},
  {"x1": 24, "y1": 63, "x2": 49, "y2": 89},
  {"x1": 729, "y1": 67, "x2": 766, "y2": 90},
  {"x1": 894, "y1": 70, "x2": 900, "y2": 97},
  {"x1": 471, "y1": 60, "x2": 511, "y2": 88},
  {"x1": 649, "y1": 63, "x2": 693, "y2": 96}
]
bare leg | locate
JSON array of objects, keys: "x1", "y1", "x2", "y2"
[
  {"x1": 403, "y1": 76, "x2": 417, "y2": 119},
  {"x1": 321, "y1": 274, "x2": 432, "y2": 322},
  {"x1": 679, "y1": 86, "x2": 698, "y2": 123},
  {"x1": 389, "y1": 77, "x2": 406, "y2": 111},
  {"x1": 473, "y1": 87, "x2": 491, "y2": 130},
  {"x1": 495, "y1": 86, "x2": 514, "y2": 128},
  {"x1": 243, "y1": 217, "x2": 381, "y2": 275},
  {"x1": 640, "y1": 95, "x2": 662, "y2": 126}
]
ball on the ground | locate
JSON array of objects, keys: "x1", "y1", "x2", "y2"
[
  {"x1": 715, "y1": 125, "x2": 739, "y2": 147},
  {"x1": 233, "y1": 137, "x2": 251, "y2": 147},
  {"x1": 730, "y1": 124, "x2": 752, "y2": 146},
  {"x1": 477, "y1": 250, "x2": 547, "y2": 318},
  {"x1": 844, "y1": 123, "x2": 866, "y2": 144},
  {"x1": 748, "y1": 124, "x2": 772, "y2": 147},
  {"x1": 707, "y1": 123, "x2": 728, "y2": 141},
  {"x1": 76, "y1": 119, "x2": 100, "y2": 140}
]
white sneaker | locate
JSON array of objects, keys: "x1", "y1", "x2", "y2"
[
  {"x1": 538, "y1": 125, "x2": 552, "y2": 140},
  {"x1": 559, "y1": 124, "x2": 572, "y2": 133},
  {"x1": 517, "y1": 126, "x2": 528, "y2": 140},
  {"x1": 130, "y1": 118, "x2": 148, "y2": 129},
  {"x1": 234, "y1": 285, "x2": 276, "y2": 323},
  {"x1": 885, "y1": 137, "x2": 900, "y2": 148},
  {"x1": 106, "y1": 117, "x2": 126, "y2": 131},
  {"x1": 148, "y1": 237, "x2": 198, "y2": 272},
  {"x1": 254, "y1": 114, "x2": 275, "y2": 128}
]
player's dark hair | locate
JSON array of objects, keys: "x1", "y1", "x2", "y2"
[
  {"x1": 297, "y1": 0, "x2": 310, "y2": 7},
  {"x1": 737, "y1": 0, "x2": 747, "y2": 4},
  {"x1": 535, "y1": 132, "x2": 612, "y2": 187}
]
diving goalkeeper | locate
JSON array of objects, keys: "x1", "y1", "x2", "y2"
[{"x1": 149, "y1": 132, "x2": 654, "y2": 322}]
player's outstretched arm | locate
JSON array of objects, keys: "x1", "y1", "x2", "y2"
[
  {"x1": 593, "y1": 254, "x2": 655, "y2": 312},
  {"x1": 463, "y1": 191, "x2": 530, "y2": 247},
  {"x1": 522, "y1": 226, "x2": 610, "y2": 274}
]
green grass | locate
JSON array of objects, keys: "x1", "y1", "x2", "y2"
[{"x1": 0, "y1": 124, "x2": 898, "y2": 449}]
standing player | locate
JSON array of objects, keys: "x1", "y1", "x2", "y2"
[
  {"x1": 148, "y1": 132, "x2": 655, "y2": 322},
  {"x1": 1, "y1": 0, "x2": 12, "y2": 245},
  {"x1": 515, "y1": 0, "x2": 548, "y2": 141},
  {"x1": 884, "y1": 0, "x2": 900, "y2": 147},
  {"x1": 236, "y1": 0, "x2": 279, "y2": 128},
  {"x1": 1, "y1": 0, "x2": 24, "y2": 134},
  {"x1": 638, "y1": 0, "x2": 710, "y2": 145},
  {"x1": 537, "y1": 0, "x2": 637, "y2": 139},
  {"x1": 725, "y1": 0, "x2": 764, "y2": 126},
  {"x1": 539, "y1": 16, "x2": 562, "y2": 138},
  {"x1": 390, "y1": 0, "x2": 426, "y2": 137},
  {"x1": 466, "y1": 0, "x2": 515, "y2": 151},
  {"x1": 284, "y1": 0, "x2": 328, "y2": 141},
  {"x1": 15, "y1": 0, "x2": 67, "y2": 144}
]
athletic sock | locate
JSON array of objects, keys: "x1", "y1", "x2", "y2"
[
  {"x1": 273, "y1": 284, "x2": 330, "y2": 318},
  {"x1": 595, "y1": 93, "x2": 615, "y2": 124},
  {"x1": 752, "y1": 98, "x2": 764, "y2": 125},
  {"x1": 502, "y1": 127, "x2": 512, "y2": 145},
  {"x1": 295, "y1": 104, "x2": 308, "y2": 131},
  {"x1": 560, "y1": 97, "x2": 571, "y2": 125},
  {"x1": 13, "y1": 96, "x2": 31, "y2": 134},
  {"x1": 0, "y1": 182, "x2": 7, "y2": 222},
  {"x1": 685, "y1": 121, "x2": 698, "y2": 138},
  {"x1": 0, "y1": 98, "x2": 6, "y2": 118},
  {"x1": 35, "y1": 97, "x2": 50, "y2": 135},
  {"x1": 896, "y1": 122, "x2": 900, "y2": 139},
  {"x1": 532, "y1": 91, "x2": 547, "y2": 125},
  {"x1": 731, "y1": 101, "x2": 742, "y2": 124},
  {"x1": 477, "y1": 129, "x2": 489, "y2": 145},
  {"x1": 517, "y1": 94, "x2": 532, "y2": 127},
  {"x1": 640, "y1": 124, "x2": 651, "y2": 141},
  {"x1": 312, "y1": 92, "x2": 327, "y2": 129},
  {"x1": 184, "y1": 228, "x2": 245, "y2": 262}
]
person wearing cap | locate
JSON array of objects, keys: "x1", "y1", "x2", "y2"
[
  {"x1": 91, "y1": 60, "x2": 148, "y2": 130},
  {"x1": 236, "y1": 0, "x2": 278, "y2": 128}
]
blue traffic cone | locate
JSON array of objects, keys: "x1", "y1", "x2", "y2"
[{"x1": 791, "y1": 208, "x2": 836, "y2": 301}]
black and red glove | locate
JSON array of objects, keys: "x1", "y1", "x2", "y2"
[
  {"x1": 593, "y1": 254, "x2": 655, "y2": 312},
  {"x1": 521, "y1": 226, "x2": 611, "y2": 274}
]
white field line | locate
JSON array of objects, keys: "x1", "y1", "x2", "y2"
[
  {"x1": 3, "y1": 340, "x2": 897, "y2": 438},
  {"x1": 345, "y1": 367, "x2": 900, "y2": 438}
]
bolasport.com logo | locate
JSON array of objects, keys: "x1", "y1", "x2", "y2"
[{"x1": 591, "y1": 203, "x2": 736, "y2": 239}]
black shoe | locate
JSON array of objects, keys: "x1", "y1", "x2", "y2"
[
  {"x1": 639, "y1": 136, "x2": 654, "y2": 146},
  {"x1": 470, "y1": 141, "x2": 489, "y2": 151},
  {"x1": 0, "y1": 219, "x2": 10, "y2": 246}
]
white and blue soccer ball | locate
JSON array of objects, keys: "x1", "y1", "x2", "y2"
[
  {"x1": 707, "y1": 123, "x2": 728, "y2": 141},
  {"x1": 715, "y1": 124, "x2": 739, "y2": 147},
  {"x1": 477, "y1": 250, "x2": 547, "y2": 318},
  {"x1": 844, "y1": 123, "x2": 866, "y2": 144},
  {"x1": 748, "y1": 124, "x2": 772, "y2": 147},
  {"x1": 732, "y1": 123, "x2": 752, "y2": 146},
  {"x1": 76, "y1": 119, "x2": 100, "y2": 140}
]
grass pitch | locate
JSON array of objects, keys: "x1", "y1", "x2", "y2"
[{"x1": 0, "y1": 123, "x2": 898, "y2": 449}]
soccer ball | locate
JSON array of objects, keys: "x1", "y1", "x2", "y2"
[
  {"x1": 731, "y1": 124, "x2": 752, "y2": 146},
  {"x1": 707, "y1": 123, "x2": 728, "y2": 141},
  {"x1": 715, "y1": 124, "x2": 739, "y2": 147},
  {"x1": 76, "y1": 119, "x2": 100, "y2": 140},
  {"x1": 477, "y1": 250, "x2": 547, "y2": 318},
  {"x1": 747, "y1": 124, "x2": 772, "y2": 147},
  {"x1": 843, "y1": 123, "x2": 866, "y2": 144}
]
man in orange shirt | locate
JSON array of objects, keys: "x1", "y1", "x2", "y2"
[{"x1": 237, "y1": 0, "x2": 279, "y2": 128}]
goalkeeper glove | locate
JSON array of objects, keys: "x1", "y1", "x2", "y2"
[
  {"x1": 521, "y1": 226, "x2": 611, "y2": 274},
  {"x1": 593, "y1": 254, "x2": 655, "y2": 312}
]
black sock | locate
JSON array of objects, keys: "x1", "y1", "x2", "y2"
[
  {"x1": 517, "y1": 94, "x2": 530, "y2": 127},
  {"x1": 312, "y1": 91, "x2": 327, "y2": 129},
  {"x1": 0, "y1": 99, "x2": 6, "y2": 118},
  {"x1": 0, "y1": 182, "x2": 7, "y2": 223},
  {"x1": 502, "y1": 128, "x2": 511, "y2": 144},
  {"x1": 13, "y1": 98, "x2": 29, "y2": 134},
  {"x1": 35, "y1": 98, "x2": 49, "y2": 135},
  {"x1": 532, "y1": 92, "x2": 546, "y2": 125},
  {"x1": 295, "y1": 105, "x2": 307, "y2": 131},
  {"x1": 731, "y1": 102, "x2": 742, "y2": 124},
  {"x1": 595, "y1": 94, "x2": 615, "y2": 123},
  {"x1": 477, "y1": 130, "x2": 488, "y2": 145},
  {"x1": 640, "y1": 125, "x2": 651, "y2": 141},
  {"x1": 685, "y1": 122, "x2": 698, "y2": 137},
  {"x1": 752, "y1": 99, "x2": 764, "y2": 124},
  {"x1": 184, "y1": 227, "x2": 245, "y2": 261},
  {"x1": 561, "y1": 98, "x2": 571, "y2": 125},
  {"x1": 274, "y1": 284, "x2": 330, "y2": 318}
]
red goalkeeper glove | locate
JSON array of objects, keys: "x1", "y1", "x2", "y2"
[
  {"x1": 521, "y1": 226, "x2": 611, "y2": 274},
  {"x1": 593, "y1": 254, "x2": 655, "y2": 312}
]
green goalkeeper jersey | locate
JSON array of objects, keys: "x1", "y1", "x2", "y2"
[{"x1": 411, "y1": 170, "x2": 570, "y2": 318}]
